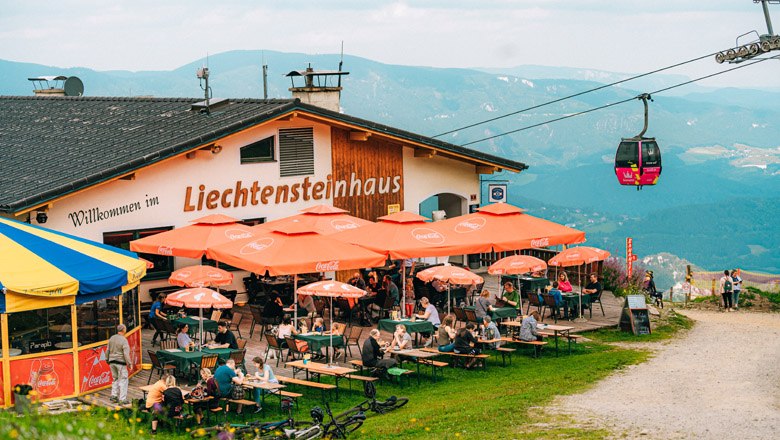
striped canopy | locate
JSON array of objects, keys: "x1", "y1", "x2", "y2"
[{"x1": 0, "y1": 217, "x2": 146, "y2": 313}]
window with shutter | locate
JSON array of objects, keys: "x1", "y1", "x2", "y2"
[{"x1": 279, "y1": 127, "x2": 314, "y2": 177}]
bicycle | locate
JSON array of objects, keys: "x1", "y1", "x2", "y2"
[
  {"x1": 191, "y1": 398, "x2": 315, "y2": 439},
  {"x1": 353, "y1": 381, "x2": 408, "y2": 415},
  {"x1": 313, "y1": 403, "x2": 366, "y2": 439}
]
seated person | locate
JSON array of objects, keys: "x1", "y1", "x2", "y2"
[
  {"x1": 391, "y1": 324, "x2": 413, "y2": 350},
  {"x1": 415, "y1": 297, "x2": 441, "y2": 347},
  {"x1": 548, "y1": 282, "x2": 567, "y2": 319},
  {"x1": 583, "y1": 273, "x2": 602, "y2": 299},
  {"x1": 480, "y1": 316, "x2": 501, "y2": 349},
  {"x1": 249, "y1": 356, "x2": 278, "y2": 413},
  {"x1": 312, "y1": 317, "x2": 326, "y2": 333},
  {"x1": 454, "y1": 323, "x2": 481, "y2": 369},
  {"x1": 297, "y1": 293, "x2": 317, "y2": 318},
  {"x1": 214, "y1": 358, "x2": 244, "y2": 399},
  {"x1": 348, "y1": 272, "x2": 366, "y2": 290},
  {"x1": 146, "y1": 374, "x2": 172, "y2": 435},
  {"x1": 501, "y1": 282, "x2": 520, "y2": 309},
  {"x1": 209, "y1": 321, "x2": 238, "y2": 349},
  {"x1": 176, "y1": 324, "x2": 195, "y2": 350},
  {"x1": 557, "y1": 272, "x2": 573, "y2": 293},
  {"x1": 189, "y1": 368, "x2": 217, "y2": 424},
  {"x1": 262, "y1": 290, "x2": 285, "y2": 323},
  {"x1": 474, "y1": 290, "x2": 495, "y2": 321},
  {"x1": 519, "y1": 311, "x2": 543, "y2": 342},
  {"x1": 162, "y1": 376, "x2": 185, "y2": 420},
  {"x1": 361, "y1": 329, "x2": 397, "y2": 375},
  {"x1": 276, "y1": 315, "x2": 298, "y2": 348},
  {"x1": 437, "y1": 314, "x2": 457, "y2": 352}
]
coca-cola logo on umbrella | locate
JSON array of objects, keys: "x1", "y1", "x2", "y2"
[
  {"x1": 530, "y1": 237, "x2": 550, "y2": 247},
  {"x1": 225, "y1": 228, "x2": 253, "y2": 241},
  {"x1": 239, "y1": 238, "x2": 275, "y2": 255},
  {"x1": 157, "y1": 246, "x2": 174, "y2": 256},
  {"x1": 330, "y1": 219, "x2": 359, "y2": 231},
  {"x1": 454, "y1": 217, "x2": 486, "y2": 233},
  {"x1": 315, "y1": 261, "x2": 340, "y2": 271},
  {"x1": 411, "y1": 228, "x2": 445, "y2": 245}
]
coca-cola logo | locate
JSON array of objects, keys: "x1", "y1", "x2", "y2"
[
  {"x1": 454, "y1": 217, "x2": 486, "y2": 233},
  {"x1": 87, "y1": 371, "x2": 111, "y2": 388},
  {"x1": 315, "y1": 261, "x2": 340, "y2": 271},
  {"x1": 157, "y1": 246, "x2": 174, "y2": 256},
  {"x1": 411, "y1": 228, "x2": 445, "y2": 245},
  {"x1": 239, "y1": 238, "x2": 275, "y2": 255},
  {"x1": 331, "y1": 219, "x2": 359, "y2": 231},
  {"x1": 225, "y1": 228, "x2": 253, "y2": 241},
  {"x1": 530, "y1": 237, "x2": 550, "y2": 247}
]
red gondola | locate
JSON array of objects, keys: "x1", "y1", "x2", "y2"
[{"x1": 615, "y1": 94, "x2": 662, "y2": 189}]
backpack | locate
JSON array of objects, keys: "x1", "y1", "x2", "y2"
[
  {"x1": 230, "y1": 383, "x2": 246, "y2": 400},
  {"x1": 723, "y1": 277, "x2": 732, "y2": 292}
]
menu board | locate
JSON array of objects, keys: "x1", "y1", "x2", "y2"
[
  {"x1": 620, "y1": 296, "x2": 652, "y2": 335},
  {"x1": 627, "y1": 295, "x2": 647, "y2": 310}
]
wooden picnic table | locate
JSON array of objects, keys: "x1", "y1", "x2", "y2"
[
  {"x1": 285, "y1": 360, "x2": 356, "y2": 398},
  {"x1": 242, "y1": 378, "x2": 286, "y2": 409},
  {"x1": 536, "y1": 323, "x2": 574, "y2": 356},
  {"x1": 389, "y1": 348, "x2": 440, "y2": 384}
]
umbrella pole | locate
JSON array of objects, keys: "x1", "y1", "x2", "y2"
[
  {"x1": 447, "y1": 284, "x2": 451, "y2": 315},
  {"x1": 328, "y1": 296, "x2": 334, "y2": 367},
  {"x1": 575, "y1": 263, "x2": 587, "y2": 322},
  {"x1": 294, "y1": 274, "x2": 299, "y2": 328},
  {"x1": 199, "y1": 307, "x2": 204, "y2": 350},
  {"x1": 401, "y1": 264, "x2": 406, "y2": 318},
  {"x1": 517, "y1": 274, "x2": 522, "y2": 313}
]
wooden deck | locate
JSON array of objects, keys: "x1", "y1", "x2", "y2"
[{"x1": 82, "y1": 274, "x2": 621, "y2": 408}]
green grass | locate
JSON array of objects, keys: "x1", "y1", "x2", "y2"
[
  {"x1": 0, "y1": 342, "x2": 649, "y2": 439},
  {"x1": 585, "y1": 310, "x2": 694, "y2": 343},
  {"x1": 746, "y1": 286, "x2": 780, "y2": 306}
]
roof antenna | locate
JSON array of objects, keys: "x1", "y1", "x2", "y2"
[
  {"x1": 338, "y1": 41, "x2": 344, "y2": 87},
  {"x1": 262, "y1": 51, "x2": 268, "y2": 100},
  {"x1": 196, "y1": 53, "x2": 212, "y2": 114}
]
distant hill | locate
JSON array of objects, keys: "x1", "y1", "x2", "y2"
[{"x1": 2, "y1": 50, "x2": 778, "y2": 273}]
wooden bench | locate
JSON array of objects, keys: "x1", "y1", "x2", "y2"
[
  {"x1": 277, "y1": 376, "x2": 336, "y2": 401},
  {"x1": 419, "y1": 347, "x2": 490, "y2": 370},
  {"x1": 226, "y1": 398, "x2": 257, "y2": 420},
  {"x1": 386, "y1": 368, "x2": 414, "y2": 387},
  {"x1": 417, "y1": 358, "x2": 448, "y2": 381},
  {"x1": 499, "y1": 337, "x2": 547, "y2": 358},
  {"x1": 537, "y1": 331, "x2": 583, "y2": 354},
  {"x1": 496, "y1": 347, "x2": 516, "y2": 366}
]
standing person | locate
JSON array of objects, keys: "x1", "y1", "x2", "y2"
[
  {"x1": 383, "y1": 274, "x2": 400, "y2": 307},
  {"x1": 149, "y1": 293, "x2": 167, "y2": 346},
  {"x1": 404, "y1": 277, "x2": 416, "y2": 317},
  {"x1": 720, "y1": 270, "x2": 734, "y2": 312},
  {"x1": 643, "y1": 271, "x2": 661, "y2": 308},
  {"x1": 107, "y1": 324, "x2": 133, "y2": 405},
  {"x1": 732, "y1": 269, "x2": 743, "y2": 311},
  {"x1": 209, "y1": 321, "x2": 238, "y2": 349},
  {"x1": 361, "y1": 329, "x2": 397, "y2": 377}
]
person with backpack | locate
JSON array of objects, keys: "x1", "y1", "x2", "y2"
[
  {"x1": 731, "y1": 268, "x2": 743, "y2": 311},
  {"x1": 720, "y1": 270, "x2": 734, "y2": 312}
]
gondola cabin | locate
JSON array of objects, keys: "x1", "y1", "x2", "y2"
[{"x1": 614, "y1": 138, "x2": 662, "y2": 188}]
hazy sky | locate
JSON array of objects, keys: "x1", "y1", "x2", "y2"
[{"x1": 2, "y1": 0, "x2": 779, "y2": 87}]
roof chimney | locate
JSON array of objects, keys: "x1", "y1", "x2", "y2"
[
  {"x1": 285, "y1": 63, "x2": 349, "y2": 112},
  {"x1": 28, "y1": 76, "x2": 84, "y2": 97}
]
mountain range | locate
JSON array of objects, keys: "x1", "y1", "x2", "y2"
[{"x1": 2, "y1": 50, "x2": 778, "y2": 285}]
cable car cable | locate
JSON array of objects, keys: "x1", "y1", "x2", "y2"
[
  {"x1": 458, "y1": 54, "x2": 779, "y2": 147},
  {"x1": 433, "y1": 50, "x2": 722, "y2": 138}
]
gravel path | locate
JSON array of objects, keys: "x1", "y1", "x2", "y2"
[{"x1": 554, "y1": 310, "x2": 780, "y2": 439}]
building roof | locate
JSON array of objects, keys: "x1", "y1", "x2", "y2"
[{"x1": 0, "y1": 96, "x2": 528, "y2": 214}]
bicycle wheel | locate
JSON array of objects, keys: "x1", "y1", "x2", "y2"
[
  {"x1": 340, "y1": 417, "x2": 364, "y2": 435},
  {"x1": 387, "y1": 397, "x2": 409, "y2": 411}
]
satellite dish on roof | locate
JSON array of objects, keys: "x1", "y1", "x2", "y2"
[{"x1": 63, "y1": 76, "x2": 84, "y2": 96}]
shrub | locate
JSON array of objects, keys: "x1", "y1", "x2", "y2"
[{"x1": 602, "y1": 257, "x2": 645, "y2": 297}]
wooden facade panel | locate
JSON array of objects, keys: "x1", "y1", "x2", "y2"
[{"x1": 331, "y1": 128, "x2": 404, "y2": 221}]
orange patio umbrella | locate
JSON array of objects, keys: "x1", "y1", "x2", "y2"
[
  {"x1": 140, "y1": 258, "x2": 155, "y2": 269},
  {"x1": 297, "y1": 280, "x2": 367, "y2": 365},
  {"x1": 165, "y1": 287, "x2": 233, "y2": 347},
  {"x1": 488, "y1": 255, "x2": 548, "y2": 312},
  {"x1": 168, "y1": 265, "x2": 234, "y2": 288},
  {"x1": 548, "y1": 246, "x2": 610, "y2": 321},
  {"x1": 130, "y1": 214, "x2": 255, "y2": 259},
  {"x1": 333, "y1": 210, "x2": 485, "y2": 317},
  {"x1": 206, "y1": 222, "x2": 386, "y2": 324},
  {"x1": 255, "y1": 204, "x2": 373, "y2": 235},
  {"x1": 416, "y1": 264, "x2": 484, "y2": 314},
  {"x1": 436, "y1": 203, "x2": 586, "y2": 252}
]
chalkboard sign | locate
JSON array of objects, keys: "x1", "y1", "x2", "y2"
[{"x1": 619, "y1": 296, "x2": 652, "y2": 335}]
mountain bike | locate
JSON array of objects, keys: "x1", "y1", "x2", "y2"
[
  {"x1": 343, "y1": 381, "x2": 409, "y2": 416},
  {"x1": 191, "y1": 398, "x2": 315, "y2": 439},
  {"x1": 313, "y1": 403, "x2": 365, "y2": 439}
]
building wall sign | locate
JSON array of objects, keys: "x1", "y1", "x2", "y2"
[
  {"x1": 183, "y1": 173, "x2": 402, "y2": 212},
  {"x1": 67, "y1": 195, "x2": 159, "y2": 228}
]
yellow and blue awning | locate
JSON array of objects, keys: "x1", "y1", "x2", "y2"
[{"x1": 0, "y1": 217, "x2": 146, "y2": 313}]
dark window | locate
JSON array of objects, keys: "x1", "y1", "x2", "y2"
[
  {"x1": 615, "y1": 141, "x2": 638, "y2": 168},
  {"x1": 77, "y1": 298, "x2": 120, "y2": 345},
  {"x1": 104, "y1": 227, "x2": 174, "y2": 281},
  {"x1": 641, "y1": 141, "x2": 661, "y2": 167},
  {"x1": 123, "y1": 287, "x2": 140, "y2": 331},
  {"x1": 239, "y1": 217, "x2": 266, "y2": 227},
  {"x1": 8, "y1": 306, "x2": 72, "y2": 355},
  {"x1": 279, "y1": 127, "x2": 314, "y2": 177},
  {"x1": 240, "y1": 136, "x2": 275, "y2": 163}
]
